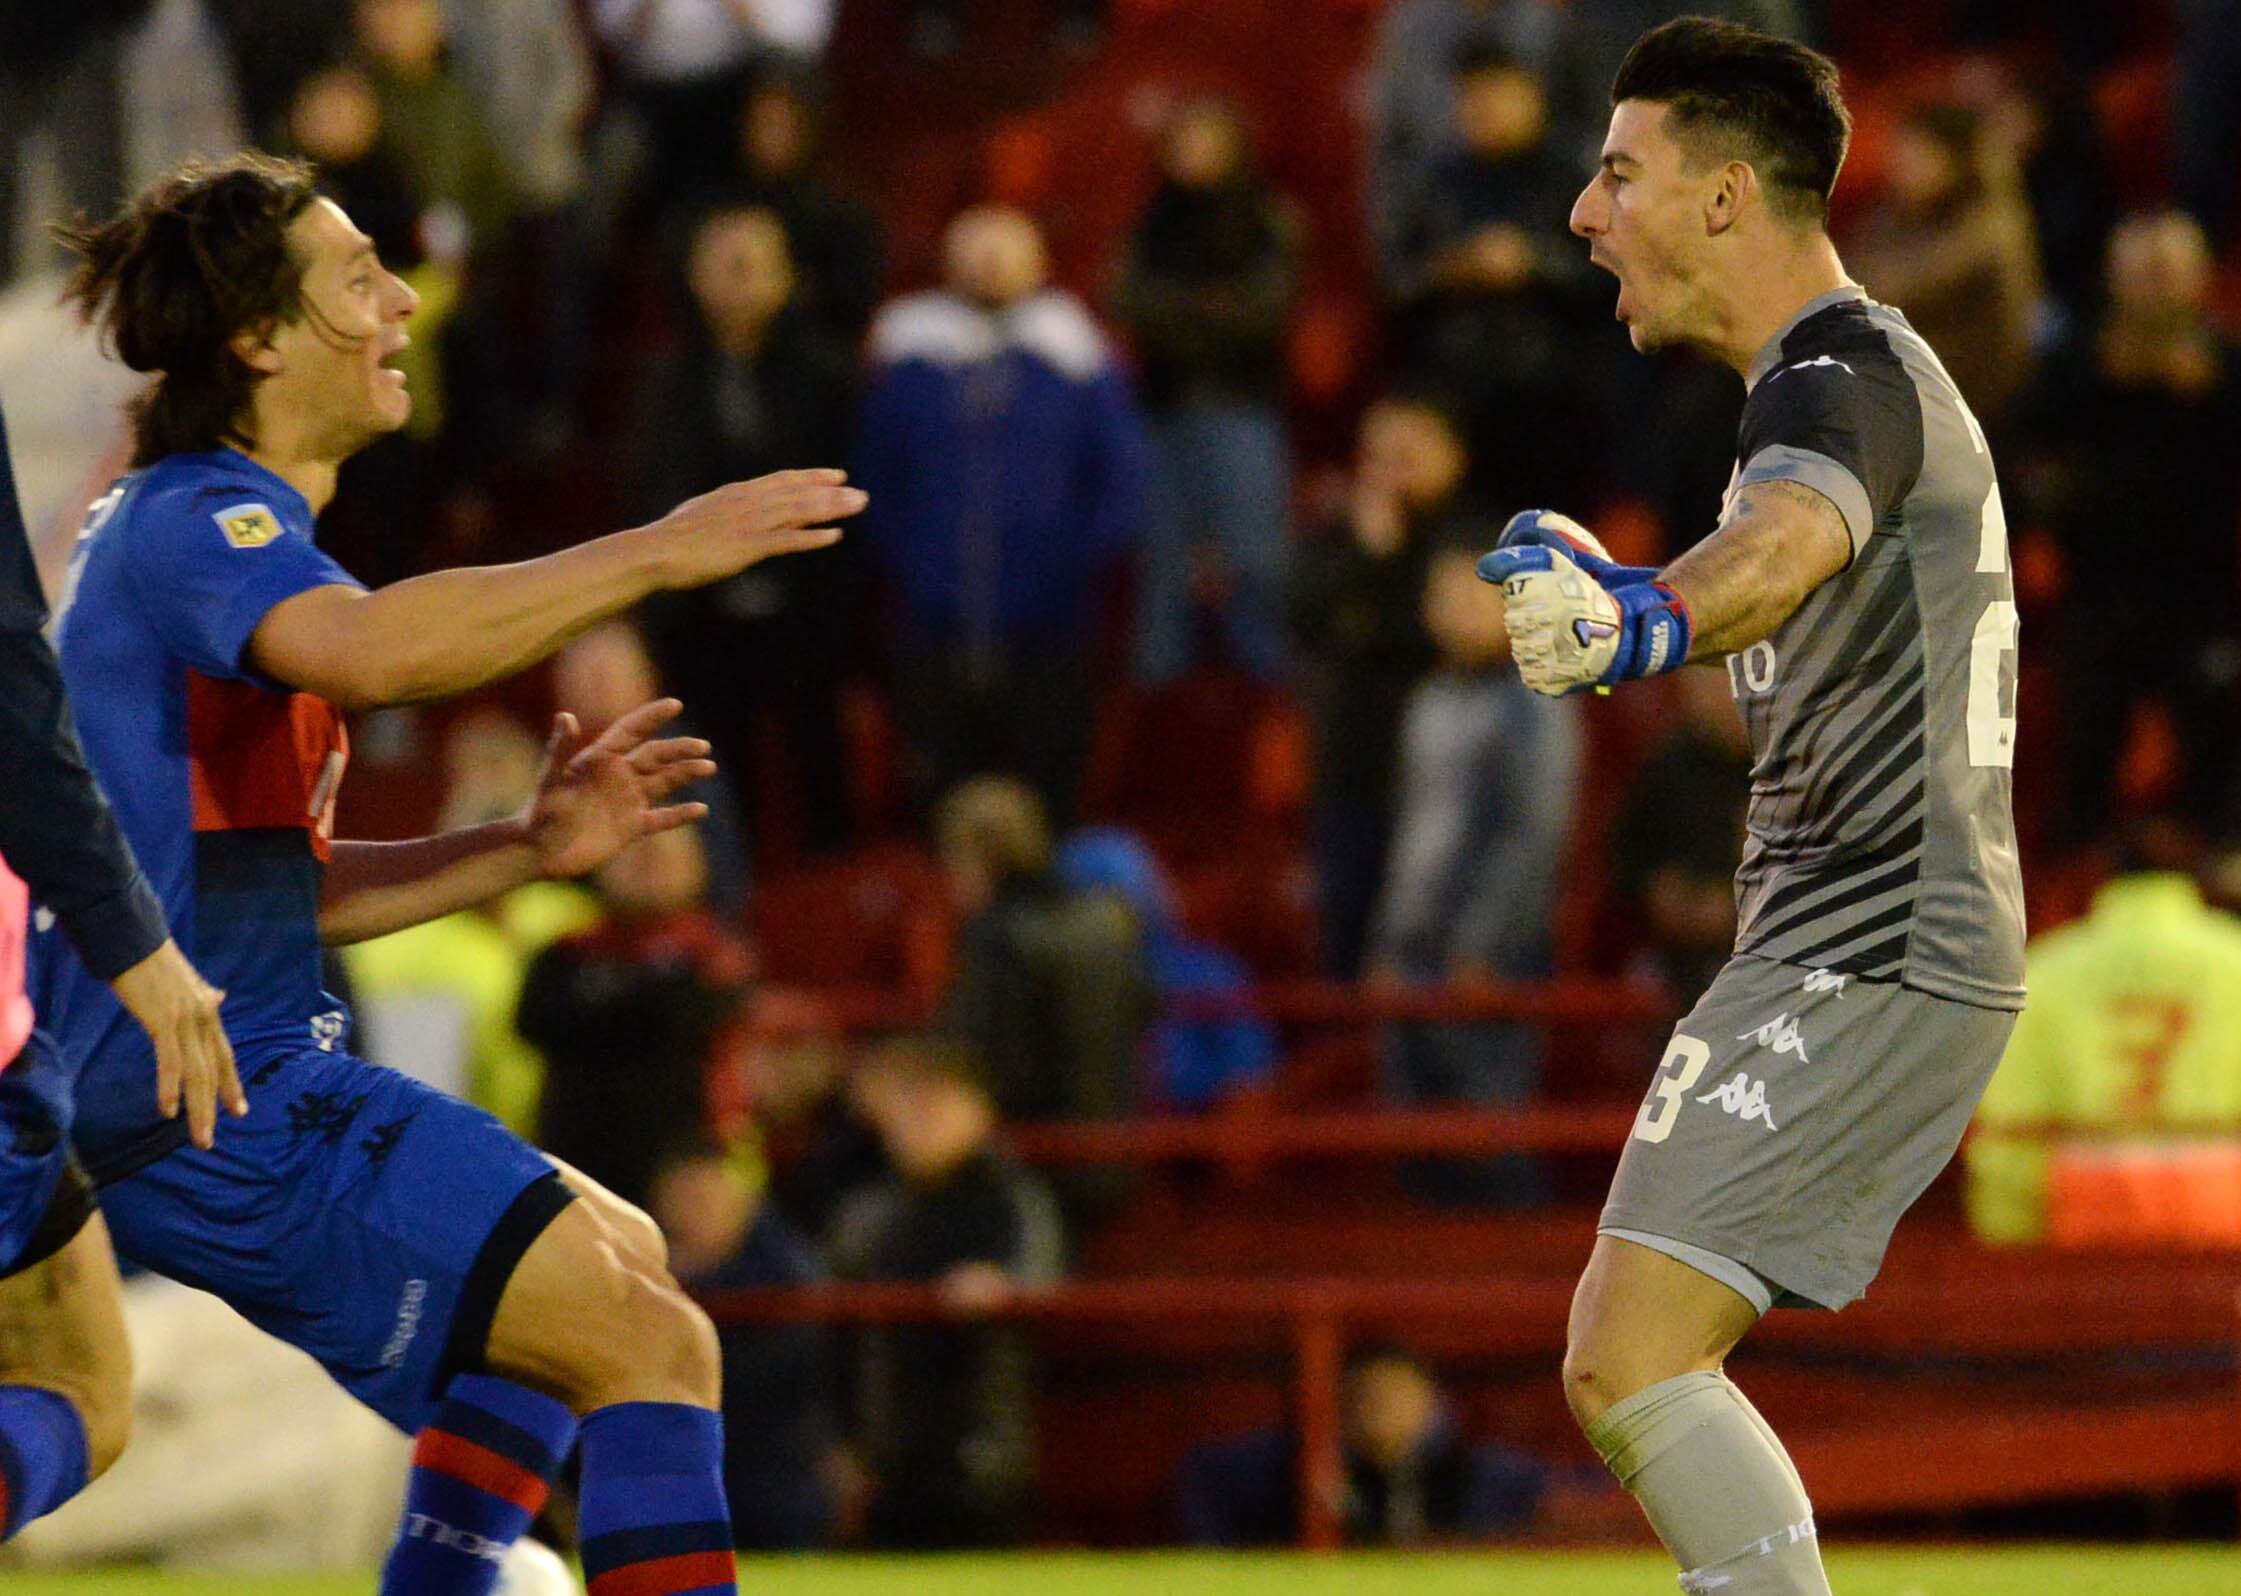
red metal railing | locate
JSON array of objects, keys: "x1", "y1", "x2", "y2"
[{"x1": 694, "y1": 1270, "x2": 2241, "y2": 1549}]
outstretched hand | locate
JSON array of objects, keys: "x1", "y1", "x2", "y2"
[{"x1": 522, "y1": 697, "x2": 717, "y2": 880}]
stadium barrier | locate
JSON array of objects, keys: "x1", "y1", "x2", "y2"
[
  {"x1": 696, "y1": 1269, "x2": 2241, "y2": 1548},
  {"x1": 747, "y1": 976, "x2": 1684, "y2": 1039}
]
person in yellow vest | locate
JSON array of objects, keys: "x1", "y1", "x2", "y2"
[{"x1": 1968, "y1": 831, "x2": 2241, "y2": 1245}]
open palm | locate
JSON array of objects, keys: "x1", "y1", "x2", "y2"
[{"x1": 523, "y1": 698, "x2": 716, "y2": 880}]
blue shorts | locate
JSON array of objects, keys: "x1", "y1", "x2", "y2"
[
  {"x1": 97, "y1": 1047, "x2": 573, "y2": 1432},
  {"x1": 0, "y1": 1031, "x2": 95, "y2": 1279}
]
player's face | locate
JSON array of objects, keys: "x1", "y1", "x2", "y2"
[
  {"x1": 267, "y1": 198, "x2": 418, "y2": 454},
  {"x1": 1571, "y1": 100, "x2": 1717, "y2": 352}
]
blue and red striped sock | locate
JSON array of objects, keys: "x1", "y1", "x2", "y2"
[
  {"x1": 578, "y1": 1402, "x2": 735, "y2": 1596},
  {"x1": 0, "y1": 1384, "x2": 89, "y2": 1540},
  {"x1": 379, "y1": 1373, "x2": 579, "y2": 1595}
]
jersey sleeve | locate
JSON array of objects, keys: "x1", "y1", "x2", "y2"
[
  {"x1": 1735, "y1": 352, "x2": 1923, "y2": 561},
  {"x1": 125, "y1": 481, "x2": 362, "y2": 682}
]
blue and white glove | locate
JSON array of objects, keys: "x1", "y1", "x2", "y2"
[
  {"x1": 1480, "y1": 509, "x2": 1660, "y2": 592},
  {"x1": 1477, "y1": 542, "x2": 1693, "y2": 696}
]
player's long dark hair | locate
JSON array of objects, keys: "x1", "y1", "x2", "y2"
[{"x1": 54, "y1": 153, "x2": 322, "y2": 468}]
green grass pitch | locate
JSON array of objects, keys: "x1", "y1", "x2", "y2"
[{"x1": 5, "y1": 1547, "x2": 2239, "y2": 1596}]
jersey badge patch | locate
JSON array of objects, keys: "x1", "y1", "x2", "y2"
[{"x1": 215, "y1": 504, "x2": 284, "y2": 548}]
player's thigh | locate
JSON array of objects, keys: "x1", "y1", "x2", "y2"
[
  {"x1": 483, "y1": 1176, "x2": 716, "y2": 1412},
  {"x1": 0, "y1": 1214, "x2": 133, "y2": 1470},
  {"x1": 1564, "y1": 1231, "x2": 1761, "y2": 1421}
]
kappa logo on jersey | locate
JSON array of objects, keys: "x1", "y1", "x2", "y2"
[
  {"x1": 214, "y1": 503, "x2": 283, "y2": 548},
  {"x1": 1737, "y1": 1011, "x2": 1810, "y2": 1063},
  {"x1": 1801, "y1": 968, "x2": 1848, "y2": 997},
  {"x1": 1767, "y1": 354, "x2": 1856, "y2": 382},
  {"x1": 310, "y1": 1008, "x2": 347, "y2": 1053},
  {"x1": 1695, "y1": 1071, "x2": 1780, "y2": 1131}
]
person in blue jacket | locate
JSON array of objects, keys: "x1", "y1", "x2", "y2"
[{"x1": 855, "y1": 204, "x2": 1149, "y2": 824}]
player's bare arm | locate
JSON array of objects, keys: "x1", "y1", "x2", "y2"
[
  {"x1": 317, "y1": 699, "x2": 714, "y2": 945},
  {"x1": 1661, "y1": 477, "x2": 1851, "y2": 661},
  {"x1": 249, "y1": 471, "x2": 866, "y2": 710}
]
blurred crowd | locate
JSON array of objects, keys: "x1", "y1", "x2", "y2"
[{"x1": 7, "y1": 0, "x2": 2241, "y2": 1554}]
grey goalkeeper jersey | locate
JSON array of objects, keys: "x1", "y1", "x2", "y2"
[{"x1": 1717, "y1": 286, "x2": 2025, "y2": 1010}]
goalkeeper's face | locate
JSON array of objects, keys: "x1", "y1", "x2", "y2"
[{"x1": 1570, "y1": 100, "x2": 1718, "y2": 354}]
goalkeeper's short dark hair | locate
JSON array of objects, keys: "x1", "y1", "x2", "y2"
[{"x1": 1611, "y1": 16, "x2": 1852, "y2": 226}]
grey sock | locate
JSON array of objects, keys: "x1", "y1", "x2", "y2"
[{"x1": 1583, "y1": 1370, "x2": 1832, "y2": 1595}]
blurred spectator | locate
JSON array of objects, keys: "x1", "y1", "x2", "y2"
[
  {"x1": 553, "y1": 621, "x2": 752, "y2": 912},
  {"x1": 628, "y1": 207, "x2": 863, "y2": 857},
  {"x1": 1365, "y1": 0, "x2": 1564, "y2": 284},
  {"x1": 1612, "y1": 669, "x2": 1752, "y2": 998},
  {"x1": 690, "y1": 64, "x2": 885, "y2": 341},
  {"x1": 354, "y1": 0, "x2": 517, "y2": 266},
  {"x1": 1847, "y1": 101, "x2": 2043, "y2": 432},
  {"x1": 517, "y1": 825, "x2": 755, "y2": 1210},
  {"x1": 1967, "y1": 824, "x2": 2241, "y2": 1246},
  {"x1": 856, "y1": 206, "x2": 1150, "y2": 823},
  {"x1": 830, "y1": 1040, "x2": 1065, "y2": 1548},
  {"x1": 284, "y1": 66, "x2": 422, "y2": 266},
  {"x1": 348, "y1": 709, "x2": 598, "y2": 1133},
  {"x1": 648, "y1": 1143, "x2": 838, "y2": 1549},
  {"x1": 0, "y1": 3, "x2": 147, "y2": 282},
  {"x1": 1286, "y1": 395, "x2": 1470, "y2": 976},
  {"x1": 1367, "y1": 530, "x2": 1579, "y2": 1205},
  {"x1": 1176, "y1": 1345, "x2": 1549, "y2": 1547},
  {"x1": 1387, "y1": 43, "x2": 1614, "y2": 511},
  {"x1": 757, "y1": 1034, "x2": 898, "y2": 1244},
  {"x1": 936, "y1": 776, "x2": 1153, "y2": 1130},
  {"x1": 1998, "y1": 66, "x2": 2113, "y2": 336},
  {"x1": 1384, "y1": 42, "x2": 1574, "y2": 300},
  {"x1": 588, "y1": 0, "x2": 832, "y2": 211},
  {"x1": 2175, "y1": 0, "x2": 2241, "y2": 250},
  {"x1": 1544, "y1": 0, "x2": 1802, "y2": 166},
  {"x1": 2014, "y1": 211, "x2": 2241, "y2": 848},
  {"x1": 1112, "y1": 94, "x2": 1300, "y2": 686},
  {"x1": 121, "y1": 0, "x2": 251, "y2": 203},
  {"x1": 907, "y1": 0, "x2": 1106, "y2": 61},
  {"x1": 1056, "y1": 828, "x2": 1278, "y2": 1112},
  {"x1": 205, "y1": 0, "x2": 349, "y2": 139},
  {"x1": 438, "y1": 0, "x2": 595, "y2": 214}
]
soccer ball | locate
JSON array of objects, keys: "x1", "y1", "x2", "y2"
[{"x1": 494, "y1": 1538, "x2": 581, "y2": 1596}]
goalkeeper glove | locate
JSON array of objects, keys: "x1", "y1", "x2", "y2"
[
  {"x1": 1477, "y1": 543, "x2": 1693, "y2": 696},
  {"x1": 1480, "y1": 509, "x2": 1660, "y2": 591}
]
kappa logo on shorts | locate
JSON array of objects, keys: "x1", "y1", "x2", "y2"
[
  {"x1": 214, "y1": 503, "x2": 284, "y2": 548},
  {"x1": 1737, "y1": 1011, "x2": 1810, "y2": 1063},
  {"x1": 1695, "y1": 1071, "x2": 1780, "y2": 1131},
  {"x1": 1801, "y1": 968, "x2": 1848, "y2": 997},
  {"x1": 309, "y1": 1009, "x2": 347, "y2": 1053},
  {"x1": 382, "y1": 1278, "x2": 428, "y2": 1369}
]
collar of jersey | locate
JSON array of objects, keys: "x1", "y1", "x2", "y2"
[
  {"x1": 1744, "y1": 283, "x2": 1871, "y2": 390},
  {"x1": 200, "y1": 447, "x2": 314, "y2": 526}
]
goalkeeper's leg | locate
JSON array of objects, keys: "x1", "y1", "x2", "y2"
[{"x1": 1566, "y1": 1236, "x2": 1832, "y2": 1595}]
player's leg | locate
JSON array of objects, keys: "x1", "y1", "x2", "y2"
[
  {"x1": 1566, "y1": 1234, "x2": 1829, "y2": 1594},
  {"x1": 0, "y1": 1213, "x2": 132, "y2": 1540},
  {"x1": 481, "y1": 1174, "x2": 735, "y2": 1596}
]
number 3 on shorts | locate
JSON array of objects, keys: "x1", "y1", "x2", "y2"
[{"x1": 1633, "y1": 1033, "x2": 1713, "y2": 1144}]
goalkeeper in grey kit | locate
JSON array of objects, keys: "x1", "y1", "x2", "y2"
[{"x1": 1476, "y1": 19, "x2": 2026, "y2": 1596}]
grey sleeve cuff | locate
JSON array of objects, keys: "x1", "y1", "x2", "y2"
[{"x1": 1736, "y1": 444, "x2": 1874, "y2": 560}]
